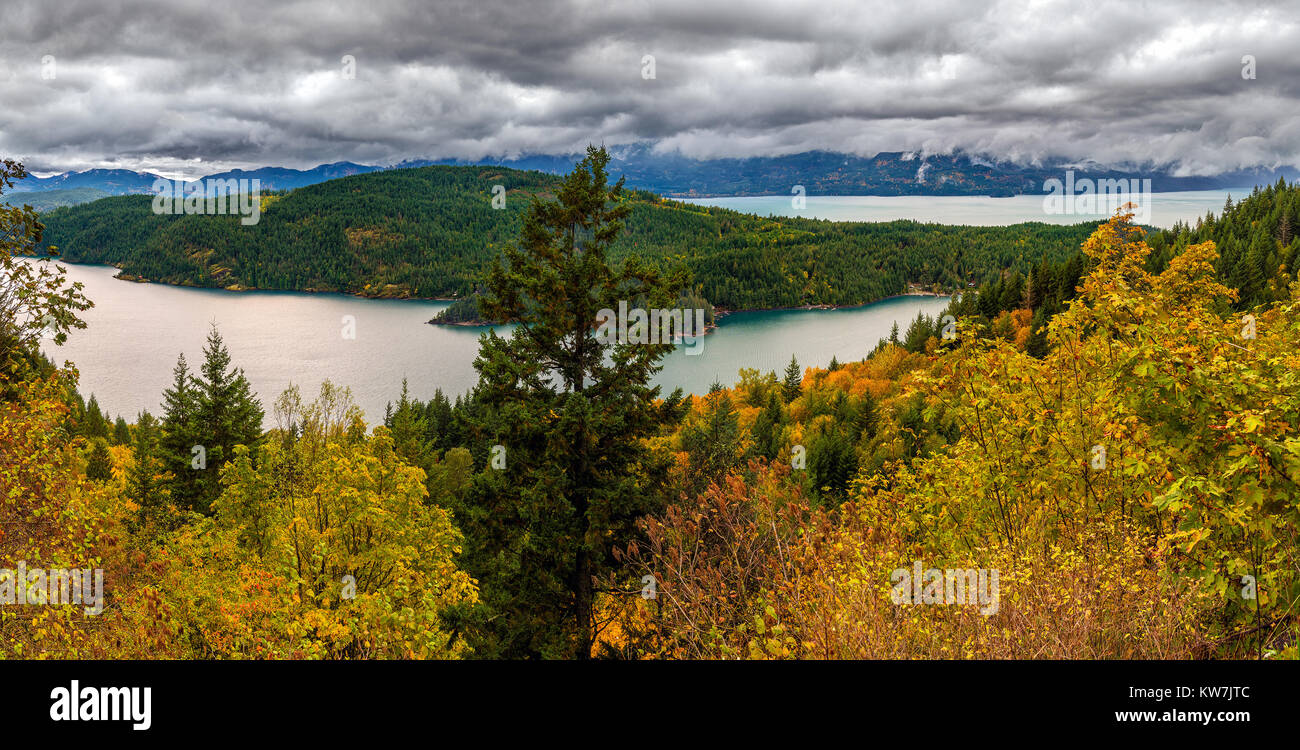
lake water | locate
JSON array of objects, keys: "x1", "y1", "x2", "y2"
[
  {"x1": 684, "y1": 187, "x2": 1256, "y2": 228},
  {"x1": 35, "y1": 261, "x2": 951, "y2": 425}
]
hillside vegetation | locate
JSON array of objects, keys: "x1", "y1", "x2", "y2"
[{"x1": 38, "y1": 164, "x2": 1101, "y2": 310}]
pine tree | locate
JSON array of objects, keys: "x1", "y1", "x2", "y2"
[
  {"x1": 387, "y1": 378, "x2": 430, "y2": 469},
  {"x1": 1241, "y1": 234, "x2": 1269, "y2": 308},
  {"x1": 750, "y1": 390, "x2": 785, "y2": 461},
  {"x1": 808, "y1": 428, "x2": 856, "y2": 503},
  {"x1": 1026, "y1": 307, "x2": 1050, "y2": 359},
  {"x1": 112, "y1": 416, "x2": 131, "y2": 445},
  {"x1": 191, "y1": 325, "x2": 264, "y2": 512},
  {"x1": 782, "y1": 355, "x2": 803, "y2": 403},
  {"x1": 681, "y1": 382, "x2": 741, "y2": 483},
  {"x1": 85, "y1": 439, "x2": 113, "y2": 482},
  {"x1": 854, "y1": 391, "x2": 879, "y2": 440},
  {"x1": 128, "y1": 411, "x2": 169, "y2": 535},
  {"x1": 160, "y1": 353, "x2": 203, "y2": 511},
  {"x1": 457, "y1": 146, "x2": 683, "y2": 659},
  {"x1": 83, "y1": 395, "x2": 109, "y2": 438}
]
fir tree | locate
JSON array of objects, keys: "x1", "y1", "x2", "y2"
[
  {"x1": 681, "y1": 381, "x2": 742, "y2": 483},
  {"x1": 191, "y1": 325, "x2": 264, "y2": 512},
  {"x1": 456, "y1": 146, "x2": 683, "y2": 659},
  {"x1": 128, "y1": 411, "x2": 170, "y2": 535},
  {"x1": 750, "y1": 390, "x2": 785, "y2": 461},
  {"x1": 85, "y1": 439, "x2": 113, "y2": 482},
  {"x1": 782, "y1": 355, "x2": 803, "y2": 403},
  {"x1": 160, "y1": 353, "x2": 202, "y2": 511},
  {"x1": 112, "y1": 416, "x2": 131, "y2": 445}
]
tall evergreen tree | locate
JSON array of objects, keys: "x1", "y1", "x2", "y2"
[
  {"x1": 782, "y1": 355, "x2": 803, "y2": 403},
  {"x1": 160, "y1": 353, "x2": 203, "y2": 511},
  {"x1": 750, "y1": 390, "x2": 785, "y2": 461},
  {"x1": 191, "y1": 326, "x2": 264, "y2": 512},
  {"x1": 386, "y1": 378, "x2": 430, "y2": 469},
  {"x1": 457, "y1": 145, "x2": 683, "y2": 658},
  {"x1": 681, "y1": 381, "x2": 742, "y2": 484},
  {"x1": 85, "y1": 439, "x2": 113, "y2": 482},
  {"x1": 128, "y1": 411, "x2": 169, "y2": 535},
  {"x1": 82, "y1": 395, "x2": 109, "y2": 439},
  {"x1": 112, "y1": 416, "x2": 131, "y2": 446},
  {"x1": 854, "y1": 391, "x2": 879, "y2": 440}
]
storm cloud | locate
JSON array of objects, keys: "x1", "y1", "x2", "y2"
[{"x1": 1, "y1": 0, "x2": 1296, "y2": 176}]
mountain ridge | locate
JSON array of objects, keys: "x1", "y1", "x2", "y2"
[{"x1": 16, "y1": 148, "x2": 1297, "y2": 205}]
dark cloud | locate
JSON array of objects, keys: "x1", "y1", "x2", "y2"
[{"x1": 1, "y1": 0, "x2": 1296, "y2": 176}]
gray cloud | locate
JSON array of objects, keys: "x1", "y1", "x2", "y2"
[{"x1": 1, "y1": 0, "x2": 1296, "y2": 176}]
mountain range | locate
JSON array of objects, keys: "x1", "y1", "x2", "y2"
[{"x1": 12, "y1": 146, "x2": 1298, "y2": 209}]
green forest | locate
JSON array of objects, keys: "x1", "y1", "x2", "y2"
[
  {"x1": 3, "y1": 151, "x2": 1298, "y2": 660},
  {"x1": 36, "y1": 164, "x2": 1103, "y2": 311}
]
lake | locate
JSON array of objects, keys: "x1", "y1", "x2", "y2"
[
  {"x1": 684, "y1": 187, "x2": 1256, "y2": 228},
  {"x1": 35, "y1": 261, "x2": 951, "y2": 425}
]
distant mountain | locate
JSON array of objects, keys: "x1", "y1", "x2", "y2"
[
  {"x1": 196, "y1": 162, "x2": 383, "y2": 191},
  {"x1": 2, "y1": 187, "x2": 110, "y2": 211},
  {"x1": 12, "y1": 161, "x2": 381, "y2": 197},
  {"x1": 408, "y1": 145, "x2": 1300, "y2": 197},
  {"x1": 11, "y1": 169, "x2": 160, "y2": 195},
  {"x1": 16, "y1": 148, "x2": 1298, "y2": 205},
  {"x1": 37, "y1": 164, "x2": 1100, "y2": 310}
]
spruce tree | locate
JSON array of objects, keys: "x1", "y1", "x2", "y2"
[
  {"x1": 387, "y1": 378, "x2": 430, "y2": 469},
  {"x1": 782, "y1": 355, "x2": 803, "y2": 403},
  {"x1": 457, "y1": 145, "x2": 683, "y2": 659},
  {"x1": 86, "y1": 439, "x2": 113, "y2": 482},
  {"x1": 112, "y1": 416, "x2": 131, "y2": 446},
  {"x1": 192, "y1": 325, "x2": 264, "y2": 512},
  {"x1": 854, "y1": 391, "x2": 879, "y2": 440},
  {"x1": 128, "y1": 411, "x2": 169, "y2": 535},
  {"x1": 83, "y1": 395, "x2": 109, "y2": 438},
  {"x1": 160, "y1": 353, "x2": 202, "y2": 511},
  {"x1": 750, "y1": 390, "x2": 785, "y2": 461},
  {"x1": 681, "y1": 381, "x2": 741, "y2": 484}
]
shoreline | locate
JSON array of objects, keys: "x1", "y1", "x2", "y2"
[
  {"x1": 428, "y1": 290, "x2": 952, "y2": 328},
  {"x1": 19, "y1": 255, "x2": 464, "y2": 303},
  {"x1": 26, "y1": 255, "x2": 951, "y2": 320}
]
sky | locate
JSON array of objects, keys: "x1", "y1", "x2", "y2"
[{"x1": 1, "y1": 0, "x2": 1297, "y2": 178}]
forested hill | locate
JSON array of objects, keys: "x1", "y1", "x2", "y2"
[
  {"x1": 37, "y1": 164, "x2": 1102, "y2": 310},
  {"x1": 1146, "y1": 179, "x2": 1300, "y2": 311}
]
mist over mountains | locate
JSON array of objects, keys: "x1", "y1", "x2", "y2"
[{"x1": 12, "y1": 146, "x2": 1297, "y2": 208}]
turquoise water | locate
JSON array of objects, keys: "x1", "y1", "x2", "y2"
[{"x1": 36, "y1": 261, "x2": 950, "y2": 424}]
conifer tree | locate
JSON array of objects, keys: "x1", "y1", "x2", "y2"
[
  {"x1": 112, "y1": 416, "x2": 131, "y2": 446},
  {"x1": 85, "y1": 439, "x2": 113, "y2": 482},
  {"x1": 191, "y1": 326, "x2": 264, "y2": 512},
  {"x1": 457, "y1": 145, "x2": 683, "y2": 659},
  {"x1": 750, "y1": 390, "x2": 785, "y2": 460},
  {"x1": 128, "y1": 411, "x2": 170, "y2": 535},
  {"x1": 160, "y1": 353, "x2": 202, "y2": 511},
  {"x1": 681, "y1": 382, "x2": 742, "y2": 484},
  {"x1": 782, "y1": 355, "x2": 803, "y2": 403}
]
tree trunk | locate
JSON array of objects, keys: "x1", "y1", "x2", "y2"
[{"x1": 575, "y1": 545, "x2": 592, "y2": 660}]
